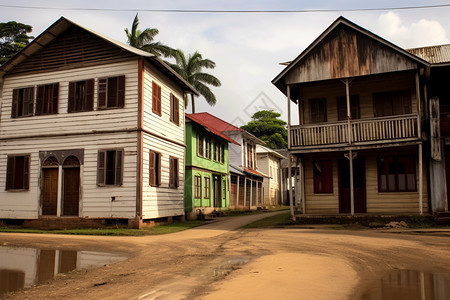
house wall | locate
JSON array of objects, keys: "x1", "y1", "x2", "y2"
[
  {"x1": 227, "y1": 132, "x2": 243, "y2": 167},
  {"x1": 257, "y1": 153, "x2": 281, "y2": 206}
]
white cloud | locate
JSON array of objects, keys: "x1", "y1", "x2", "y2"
[{"x1": 377, "y1": 12, "x2": 449, "y2": 48}]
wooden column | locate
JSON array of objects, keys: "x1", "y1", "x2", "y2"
[
  {"x1": 416, "y1": 72, "x2": 422, "y2": 139},
  {"x1": 300, "y1": 158, "x2": 306, "y2": 213},
  {"x1": 243, "y1": 178, "x2": 247, "y2": 209},
  {"x1": 349, "y1": 150, "x2": 355, "y2": 216},
  {"x1": 419, "y1": 143, "x2": 423, "y2": 215},
  {"x1": 344, "y1": 79, "x2": 355, "y2": 215},
  {"x1": 249, "y1": 179, "x2": 253, "y2": 208},
  {"x1": 236, "y1": 176, "x2": 240, "y2": 209},
  {"x1": 287, "y1": 85, "x2": 295, "y2": 220},
  {"x1": 57, "y1": 165, "x2": 63, "y2": 217}
]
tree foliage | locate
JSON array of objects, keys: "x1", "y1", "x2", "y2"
[
  {"x1": 241, "y1": 110, "x2": 287, "y2": 149},
  {"x1": 0, "y1": 21, "x2": 33, "y2": 65},
  {"x1": 169, "y1": 49, "x2": 221, "y2": 113},
  {"x1": 125, "y1": 13, "x2": 173, "y2": 57}
]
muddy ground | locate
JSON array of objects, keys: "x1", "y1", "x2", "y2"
[{"x1": 1, "y1": 212, "x2": 450, "y2": 299}]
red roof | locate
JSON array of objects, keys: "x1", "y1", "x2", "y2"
[
  {"x1": 189, "y1": 112, "x2": 244, "y2": 133},
  {"x1": 186, "y1": 114, "x2": 240, "y2": 145},
  {"x1": 244, "y1": 168, "x2": 266, "y2": 177}
]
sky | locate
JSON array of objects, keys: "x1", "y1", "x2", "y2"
[{"x1": 1, "y1": 1, "x2": 450, "y2": 126}]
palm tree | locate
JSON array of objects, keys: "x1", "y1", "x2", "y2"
[
  {"x1": 124, "y1": 13, "x2": 173, "y2": 57},
  {"x1": 169, "y1": 49, "x2": 221, "y2": 113}
]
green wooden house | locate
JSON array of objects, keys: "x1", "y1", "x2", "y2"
[{"x1": 185, "y1": 113, "x2": 239, "y2": 219}]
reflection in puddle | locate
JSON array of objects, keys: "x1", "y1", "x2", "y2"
[
  {"x1": 362, "y1": 269, "x2": 450, "y2": 300},
  {"x1": 0, "y1": 246, "x2": 127, "y2": 296}
]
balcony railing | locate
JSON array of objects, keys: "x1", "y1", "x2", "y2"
[{"x1": 290, "y1": 114, "x2": 419, "y2": 148}]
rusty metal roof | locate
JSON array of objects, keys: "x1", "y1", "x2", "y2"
[{"x1": 407, "y1": 44, "x2": 450, "y2": 65}]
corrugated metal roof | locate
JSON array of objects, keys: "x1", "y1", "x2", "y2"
[{"x1": 407, "y1": 44, "x2": 450, "y2": 65}]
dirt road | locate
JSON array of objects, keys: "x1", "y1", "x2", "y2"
[{"x1": 1, "y1": 212, "x2": 450, "y2": 299}]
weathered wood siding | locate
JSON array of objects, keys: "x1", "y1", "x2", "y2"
[
  {"x1": 0, "y1": 132, "x2": 138, "y2": 219},
  {"x1": 286, "y1": 26, "x2": 418, "y2": 84},
  {"x1": 300, "y1": 72, "x2": 417, "y2": 124},
  {"x1": 1, "y1": 61, "x2": 139, "y2": 139}
]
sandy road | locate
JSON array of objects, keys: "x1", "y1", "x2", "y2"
[{"x1": 1, "y1": 212, "x2": 450, "y2": 299}]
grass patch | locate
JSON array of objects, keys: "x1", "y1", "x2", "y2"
[
  {"x1": 0, "y1": 220, "x2": 210, "y2": 236},
  {"x1": 244, "y1": 212, "x2": 293, "y2": 228}
]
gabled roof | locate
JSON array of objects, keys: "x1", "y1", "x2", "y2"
[
  {"x1": 256, "y1": 144, "x2": 286, "y2": 159},
  {"x1": 272, "y1": 16, "x2": 430, "y2": 94},
  {"x1": 186, "y1": 113, "x2": 239, "y2": 145},
  {"x1": 0, "y1": 17, "x2": 198, "y2": 95},
  {"x1": 190, "y1": 112, "x2": 265, "y2": 145},
  {"x1": 407, "y1": 44, "x2": 450, "y2": 66}
]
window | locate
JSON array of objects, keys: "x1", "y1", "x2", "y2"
[
  {"x1": 197, "y1": 134, "x2": 204, "y2": 157},
  {"x1": 152, "y1": 81, "x2": 162, "y2": 116},
  {"x1": 374, "y1": 90, "x2": 411, "y2": 117},
  {"x1": 309, "y1": 98, "x2": 327, "y2": 123},
  {"x1": 194, "y1": 175, "x2": 202, "y2": 198},
  {"x1": 98, "y1": 75, "x2": 125, "y2": 109},
  {"x1": 170, "y1": 93, "x2": 180, "y2": 125},
  {"x1": 205, "y1": 139, "x2": 211, "y2": 159},
  {"x1": 11, "y1": 87, "x2": 34, "y2": 118},
  {"x1": 169, "y1": 156, "x2": 179, "y2": 188},
  {"x1": 6, "y1": 155, "x2": 30, "y2": 190},
  {"x1": 337, "y1": 95, "x2": 360, "y2": 121},
  {"x1": 222, "y1": 179, "x2": 226, "y2": 199},
  {"x1": 313, "y1": 160, "x2": 333, "y2": 194},
  {"x1": 213, "y1": 142, "x2": 217, "y2": 161},
  {"x1": 246, "y1": 143, "x2": 254, "y2": 169},
  {"x1": 36, "y1": 83, "x2": 59, "y2": 115},
  {"x1": 68, "y1": 79, "x2": 94, "y2": 112},
  {"x1": 378, "y1": 156, "x2": 416, "y2": 192},
  {"x1": 204, "y1": 177, "x2": 210, "y2": 199},
  {"x1": 219, "y1": 144, "x2": 225, "y2": 163},
  {"x1": 97, "y1": 149, "x2": 123, "y2": 186},
  {"x1": 149, "y1": 150, "x2": 161, "y2": 187}
]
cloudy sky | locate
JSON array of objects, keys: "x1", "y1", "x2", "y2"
[{"x1": 1, "y1": 1, "x2": 450, "y2": 126}]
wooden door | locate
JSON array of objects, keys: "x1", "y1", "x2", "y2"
[
  {"x1": 62, "y1": 167, "x2": 80, "y2": 216},
  {"x1": 338, "y1": 159, "x2": 366, "y2": 213},
  {"x1": 214, "y1": 177, "x2": 220, "y2": 208},
  {"x1": 42, "y1": 168, "x2": 58, "y2": 215}
]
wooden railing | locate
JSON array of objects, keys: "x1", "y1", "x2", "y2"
[{"x1": 290, "y1": 114, "x2": 419, "y2": 148}]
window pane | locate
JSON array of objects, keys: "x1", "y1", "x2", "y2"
[
  {"x1": 407, "y1": 174, "x2": 415, "y2": 190},
  {"x1": 380, "y1": 174, "x2": 387, "y2": 191},
  {"x1": 388, "y1": 174, "x2": 396, "y2": 191},
  {"x1": 398, "y1": 174, "x2": 406, "y2": 191}
]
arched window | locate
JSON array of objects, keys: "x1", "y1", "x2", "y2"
[
  {"x1": 42, "y1": 156, "x2": 59, "y2": 168},
  {"x1": 63, "y1": 156, "x2": 80, "y2": 168}
]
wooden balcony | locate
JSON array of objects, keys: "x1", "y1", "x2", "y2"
[{"x1": 290, "y1": 114, "x2": 419, "y2": 150}]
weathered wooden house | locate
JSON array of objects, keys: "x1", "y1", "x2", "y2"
[
  {"x1": 272, "y1": 17, "x2": 431, "y2": 215},
  {"x1": 0, "y1": 17, "x2": 197, "y2": 227},
  {"x1": 185, "y1": 113, "x2": 238, "y2": 219},
  {"x1": 408, "y1": 44, "x2": 450, "y2": 213},
  {"x1": 256, "y1": 145, "x2": 285, "y2": 206},
  {"x1": 189, "y1": 113, "x2": 266, "y2": 210}
]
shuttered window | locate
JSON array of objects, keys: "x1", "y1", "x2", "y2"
[
  {"x1": 374, "y1": 90, "x2": 411, "y2": 117},
  {"x1": 194, "y1": 175, "x2": 202, "y2": 198},
  {"x1": 313, "y1": 160, "x2": 333, "y2": 194},
  {"x1": 98, "y1": 75, "x2": 125, "y2": 109},
  {"x1": 170, "y1": 93, "x2": 180, "y2": 125},
  {"x1": 378, "y1": 156, "x2": 416, "y2": 192},
  {"x1": 197, "y1": 134, "x2": 204, "y2": 157},
  {"x1": 152, "y1": 81, "x2": 162, "y2": 116},
  {"x1": 337, "y1": 95, "x2": 360, "y2": 121},
  {"x1": 97, "y1": 149, "x2": 123, "y2": 186},
  {"x1": 149, "y1": 150, "x2": 161, "y2": 187},
  {"x1": 169, "y1": 156, "x2": 179, "y2": 188},
  {"x1": 204, "y1": 177, "x2": 210, "y2": 199},
  {"x1": 36, "y1": 83, "x2": 59, "y2": 115},
  {"x1": 68, "y1": 79, "x2": 94, "y2": 112},
  {"x1": 11, "y1": 87, "x2": 34, "y2": 118},
  {"x1": 6, "y1": 155, "x2": 30, "y2": 190},
  {"x1": 309, "y1": 98, "x2": 327, "y2": 123}
]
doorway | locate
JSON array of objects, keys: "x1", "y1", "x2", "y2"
[
  {"x1": 338, "y1": 158, "x2": 366, "y2": 213},
  {"x1": 42, "y1": 157, "x2": 59, "y2": 215},
  {"x1": 213, "y1": 176, "x2": 221, "y2": 208},
  {"x1": 62, "y1": 156, "x2": 80, "y2": 216}
]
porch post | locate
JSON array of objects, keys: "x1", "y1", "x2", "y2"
[
  {"x1": 300, "y1": 157, "x2": 306, "y2": 214},
  {"x1": 344, "y1": 79, "x2": 355, "y2": 215},
  {"x1": 349, "y1": 150, "x2": 355, "y2": 215},
  {"x1": 416, "y1": 72, "x2": 422, "y2": 139},
  {"x1": 243, "y1": 178, "x2": 247, "y2": 209},
  {"x1": 57, "y1": 165, "x2": 63, "y2": 217},
  {"x1": 287, "y1": 85, "x2": 295, "y2": 220},
  {"x1": 419, "y1": 143, "x2": 423, "y2": 215},
  {"x1": 236, "y1": 176, "x2": 240, "y2": 209},
  {"x1": 250, "y1": 179, "x2": 253, "y2": 208}
]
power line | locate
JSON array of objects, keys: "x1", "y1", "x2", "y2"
[{"x1": 1, "y1": 3, "x2": 450, "y2": 13}]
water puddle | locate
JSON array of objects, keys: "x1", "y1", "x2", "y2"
[
  {"x1": 361, "y1": 269, "x2": 450, "y2": 300},
  {"x1": 0, "y1": 246, "x2": 127, "y2": 296}
]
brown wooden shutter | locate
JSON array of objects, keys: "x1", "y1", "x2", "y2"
[
  {"x1": 26, "y1": 87, "x2": 34, "y2": 116},
  {"x1": 157, "y1": 153, "x2": 161, "y2": 186},
  {"x1": 6, "y1": 156, "x2": 15, "y2": 190},
  {"x1": 174, "y1": 96, "x2": 179, "y2": 125},
  {"x1": 86, "y1": 79, "x2": 95, "y2": 111},
  {"x1": 152, "y1": 82, "x2": 161, "y2": 115},
  {"x1": 170, "y1": 94, "x2": 174, "y2": 122},
  {"x1": 12, "y1": 89, "x2": 19, "y2": 117},
  {"x1": 97, "y1": 151, "x2": 105, "y2": 185},
  {"x1": 36, "y1": 85, "x2": 44, "y2": 115},
  {"x1": 23, "y1": 155, "x2": 30, "y2": 189},
  {"x1": 98, "y1": 78, "x2": 107, "y2": 109},
  {"x1": 149, "y1": 151, "x2": 155, "y2": 186},
  {"x1": 68, "y1": 82, "x2": 76, "y2": 112},
  {"x1": 52, "y1": 83, "x2": 59, "y2": 114},
  {"x1": 117, "y1": 75, "x2": 125, "y2": 108},
  {"x1": 174, "y1": 158, "x2": 178, "y2": 187},
  {"x1": 115, "y1": 150, "x2": 123, "y2": 185},
  {"x1": 169, "y1": 158, "x2": 173, "y2": 188}
]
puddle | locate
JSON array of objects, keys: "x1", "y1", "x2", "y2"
[
  {"x1": 361, "y1": 269, "x2": 450, "y2": 300},
  {"x1": 0, "y1": 246, "x2": 127, "y2": 296}
]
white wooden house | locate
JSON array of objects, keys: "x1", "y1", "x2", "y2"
[
  {"x1": 256, "y1": 145, "x2": 285, "y2": 206},
  {"x1": 0, "y1": 17, "x2": 197, "y2": 228}
]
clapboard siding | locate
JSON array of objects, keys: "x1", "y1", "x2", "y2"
[
  {"x1": 142, "y1": 62, "x2": 185, "y2": 145},
  {"x1": 1, "y1": 61, "x2": 139, "y2": 139},
  {"x1": 0, "y1": 132, "x2": 138, "y2": 219},
  {"x1": 141, "y1": 132, "x2": 185, "y2": 219}
]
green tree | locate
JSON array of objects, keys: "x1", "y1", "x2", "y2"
[
  {"x1": 125, "y1": 13, "x2": 173, "y2": 57},
  {"x1": 241, "y1": 110, "x2": 287, "y2": 149},
  {"x1": 169, "y1": 49, "x2": 221, "y2": 113},
  {"x1": 0, "y1": 21, "x2": 33, "y2": 65}
]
